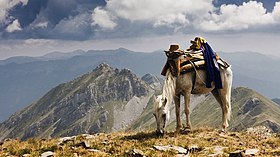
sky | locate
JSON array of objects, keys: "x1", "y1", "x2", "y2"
[{"x1": 0, "y1": 0, "x2": 280, "y2": 59}]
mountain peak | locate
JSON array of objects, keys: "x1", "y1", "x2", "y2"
[
  {"x1": 96, "y1": 62, "x2": 111, "y2": 69},
  {"x1": 93, "y1": 63, "x2": 114, "y2": 72}
]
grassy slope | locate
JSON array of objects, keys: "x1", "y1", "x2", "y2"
[
  {"x1": 190, "y1": 87, "x2": 280, "y2": 131},
  {"x1": 0, "y1": 128, "x2": 279, "y2": 157}
]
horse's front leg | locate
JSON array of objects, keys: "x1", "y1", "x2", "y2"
[
  {"x1": 174, "y1": 94, "x2": 182, "y2": 132},
  {"x1": 184, "y1": 93, "x2": 192, "y2": 130}
]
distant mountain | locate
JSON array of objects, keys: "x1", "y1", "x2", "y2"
[
  {"x1": 0, "y1": 56, "x2": 40, "y2": 65},
  {"x1": 272, "y1": 98, "x2": 280, "y2": 106},
  {"x1": 0, "y1": 49, "x2": 280, "y2": 123},
  {"x1": 0, "y1": 48, "x2": 165, "y2": 122},
  {"x1": 219, "y1": 52, "x2": 280, "y2": 99},
  {"x1": 0, "y1": 50, "x2": 85, "y2": 65},
  {"x1": 0, "y1": 64, "x2": 153, "y2": 140}
]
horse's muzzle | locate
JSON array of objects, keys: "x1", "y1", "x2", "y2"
[{"x1": 156, "y1": 129, "x2": 165, "y2": 137}]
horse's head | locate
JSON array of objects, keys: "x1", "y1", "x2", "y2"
[{"x1": 153, "y1": 95, "x2": 169, "y2": 136}]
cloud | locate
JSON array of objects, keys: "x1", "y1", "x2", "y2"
[
  {"x1": 0, "y1": 0, "x2": 106, "y2": 40},
  {"x1": 153, "y1": 13, "x2": 190, "y2": 29},
  {"x1": 34, "y1": 22, "x2": 48, "y2": 29},
  {"x1": 92, "y1": 0, "x2": 280, "y2": 33},
  {"x1": 1, "y1": 0, "x2": 280, "y2": 41},
  {"x1": 272, "y1": 2, "x2": 280, "y2": 20},
  {"x1": 0, "y1": 0, "x2": 28, "y2": 23},
  {"x1": 91, "y1": 0, "x2": 212, "y2": 30},
  {"x1": 92, "y1": 7, "x2": 117, "y2": 30},
  {"x1": 23, "y1": 38, "x2": 55, "y2": 46},
  {"x1": 198, "y1": 1, "x2": 277, "y2": 31},
  {"x1": 5, "y1": 19, "x2": 22, "y2": 32}
]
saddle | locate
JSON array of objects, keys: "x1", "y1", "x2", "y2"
[{"x1": 161, "y1": 45, "x2": 229, "y2": 77}]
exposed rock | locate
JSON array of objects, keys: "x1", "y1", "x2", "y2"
[
  {"x1": 141, "y1": 73, "x2": 162, "y2": 90},
  {"x1": 245, "y1": 149, "x2": 259, "y2": 156},
  {"x1": 88, "y1": 149, "x2": 100, "y2": 152},
  {"x1": 40, "y1": 151, "x2": 55, "y2": 157},
  {"x1": 58, "y1": 136, "x2": 76, "y2": 145},
  {"x1": 125, "y1": 149, "x2": 145, "y2": 157},
  {"x1": 239, "y1": 98, "x2": 261, "y2": 115},
  {"x1": 84, "y1": 140, "x2": 91, "y2": 148},
  {"x1": 206, "y1": 146, "x2": 228, "y2": 156},
  {"x1": 154, "y1": 145, "x2": 188, "y2": 154},
  {"x1": 229, "y1": 149, "x2": 259, "y2": 157}
]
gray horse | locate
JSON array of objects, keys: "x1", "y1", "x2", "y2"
[{"x1": 154, "y1": 61, "x2": 233, "y2": 136}]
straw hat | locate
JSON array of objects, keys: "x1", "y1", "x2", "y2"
[{"x1": 164, "y1": 44, "x2": 181, "y2": 52}]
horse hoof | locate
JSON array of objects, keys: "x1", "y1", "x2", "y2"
[
  {"x1": 180, "y1": 127, "x2": 191, "y2": 134},
  {"x1": 219, "y1": 129, "x2": 227, "y2": 133},
  {"x1": 156, "y1": 130, "x2": 164, "y2": 137}
]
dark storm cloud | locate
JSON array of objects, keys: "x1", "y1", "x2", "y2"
[{"x1": 1, "y1": 0, "x2": 106, "y2": 40}]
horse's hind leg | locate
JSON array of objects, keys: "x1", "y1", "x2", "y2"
[
  {"x1": 184, "y1": 92, "x2": 192, "y2": 130},
  {"x1": 174, "y1": 94, "x2": 182, "y2": 132},
  {"x1": 212, "y1": 89, "x2": 230, "y2": 130}
]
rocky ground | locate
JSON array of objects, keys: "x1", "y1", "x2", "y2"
[{"x1": 0, "y1": 126, "x2": 279, "y2": 157}]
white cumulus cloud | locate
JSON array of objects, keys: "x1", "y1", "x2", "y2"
[
  {"x1": 272, "y1": 2, "x2": 280, "y2": 21},
  {"x1": 0, "y1": 0, "x2": 28, "y2": 23},
  {"x1": 92, "y1": 0, "x2": 280, "y2": 32},
  {"x1": 5, "y1": 19, "x2": 22, "y2": 32},
  {"x1": 198, "y1": 1, "x2": 276, "y2": 31},
  {"x1": 92, "y1": 7, "x2": 117, "y2": 30},
  {"x1": 91, "y1": 0, "x2": 212, "y2": 30}
]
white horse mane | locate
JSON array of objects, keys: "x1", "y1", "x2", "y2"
[
  {"x1": 154, "y1": 69, "x2": 176, "y2": 114},
  {"x1": 162, "y1": 69, "x2": 176, "y2": 107}
]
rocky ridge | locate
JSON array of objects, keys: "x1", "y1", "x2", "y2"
[{"x1": 0, "y1": 63, "x2": 152, "y2": 140}]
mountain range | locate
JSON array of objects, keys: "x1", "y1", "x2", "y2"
[
  {"x1": 0, "y1": 48, "x2": 280, "y2": 123},
  {"x1": 0, "y1": 63, "x2": 279, "y2": 140}
]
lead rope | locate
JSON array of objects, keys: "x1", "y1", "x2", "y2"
[{"x1": 189, "y1": 60, "x2": 207, "y2": 86}]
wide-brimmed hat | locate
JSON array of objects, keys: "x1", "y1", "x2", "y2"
[{"x1": 164, "y1": 44, "x2": 181, "y2": 52}]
